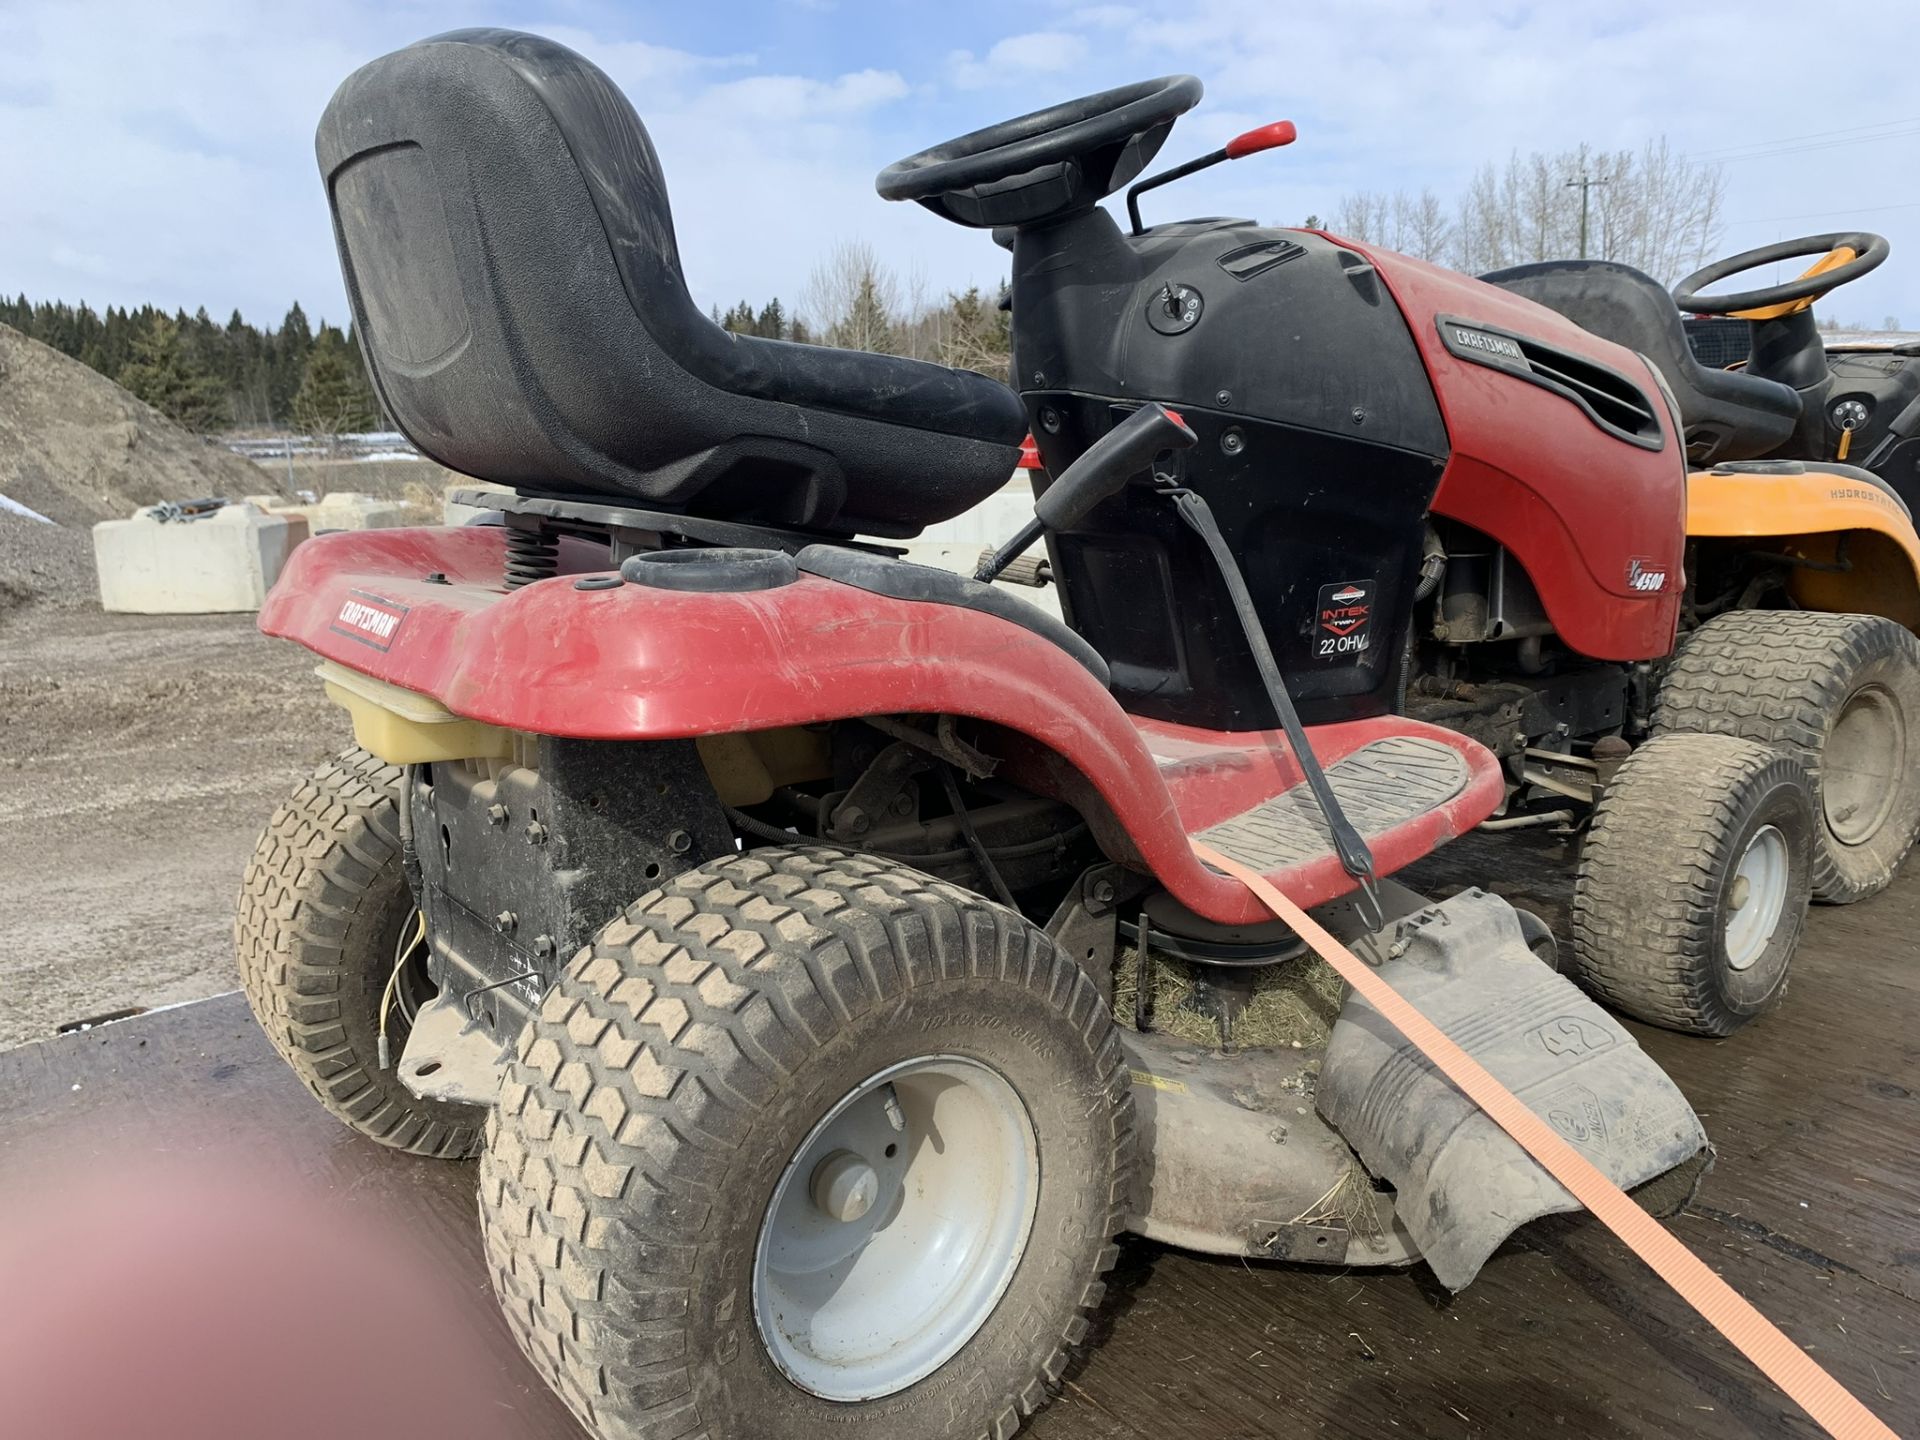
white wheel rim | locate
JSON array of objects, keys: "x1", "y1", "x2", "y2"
[
  {"x1": 752, "y1": 1055, "x2": 1039, "y2": 1402},
  {"x1": 1724, "y1": 824, "x2": 1790, "y2": 972},
  {"x1": 1824, "y1": 685, "x2": 1905, "y2": 846}
]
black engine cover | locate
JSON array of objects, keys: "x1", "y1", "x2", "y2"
[{"x1": 1015, "y1": 213, "x2": 1450, "y2": 730}]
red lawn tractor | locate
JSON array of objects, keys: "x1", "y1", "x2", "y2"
[{"x1": 236, "y1": 29, "x2": 1916, "y2": 1440}]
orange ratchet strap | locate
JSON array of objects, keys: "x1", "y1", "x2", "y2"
[{"x1": 1191, "y1": 839, "x2": 1898, "y2": 1440}]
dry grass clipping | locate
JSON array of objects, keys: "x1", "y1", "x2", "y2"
[{"x1": 1110, "y1": 943, "x2": 1346, "y2": 1050}]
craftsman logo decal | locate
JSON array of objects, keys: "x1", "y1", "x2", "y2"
[
  {"x1": 1447, "y1": 325, "x2": 1525, "y2": 362},
  {"x1": 1315, "y1": 579, "x2": 1374, "y2": 658},
  {"x1": 330, "y1": 589, "x2": 410, "y2": 651},
  {"x1": 1626, "y1": 558, "x2": 1668, "y2": 594}
]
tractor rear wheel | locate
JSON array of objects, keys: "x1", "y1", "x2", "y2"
[
  {"x1": 479, "y1": 846, "x2": 1132, "y2": 1440},
  {"x1": 1571, "y1": 733, "x2": 1814, "y2": 1036},
  {"x1": 235, "y1": 747, "x2": 481, "y2": 1158},
  {"x1": 1655, "y1": 610, "x2": 1920, "y2": 903}
]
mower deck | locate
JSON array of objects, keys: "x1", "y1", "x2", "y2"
[{"x1": 5, "y1": 852, "x2": 1913, "y2": 1436}]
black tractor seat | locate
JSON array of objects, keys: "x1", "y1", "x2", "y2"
[
  {"x1": 1481, "y1": 260, "x2": 1801, "y2": 466},
  {"x1": 317, "y1": 29, "x2": 1026, "y2": 538},
  {"x1": 796, "y1": 546, "x2": 1111, "y2": 686}
]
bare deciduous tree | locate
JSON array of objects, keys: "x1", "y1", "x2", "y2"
[
  {"x1": 795, "y1": 238, "x2": 1011, "y2": 378},
  {"x1": 1326, "y1": 138, "x2": 1725, "y2": 282},
  {"x1": 801, "y1": 240, "x2": 901, "y2": 355},
  {"x1": 1328, "y1": 188, "x2": 1452, "y2": 263}
]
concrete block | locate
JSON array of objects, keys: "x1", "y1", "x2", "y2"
[
  {"x1": 882, "y1": 476, "x2": 1063, "y2": 620},
  {"x1": 246, "y1": 490, "x2": 412, "y2": 533},
  {"x1": 93, "y1": 503, "x2": 308, "y2": 614},
  {"x1": 443, "y1": 480, "x2": 513, "y2": 527},
  {"x1": 910, "y1": 477, "x2": 1040, "y2": 550}
]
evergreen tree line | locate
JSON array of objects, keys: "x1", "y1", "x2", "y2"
[
  {"x1": 0, "y1": 296, "x2": 381, "y2": 437},
  {"x1": 7, "y1": 239, "x2": 1012, "y2": 440},
  {"x1": 710, "y1": 297, "x2": 814, "y2": 345}
]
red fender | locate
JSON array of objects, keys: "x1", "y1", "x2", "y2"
[{"x1": 261, "y1": 527, "x2": 1502, "y2": 924}]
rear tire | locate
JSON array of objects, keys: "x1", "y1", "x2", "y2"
[
  {"x1": 235, "y1": 747, "x2": 481, "y2": 1158},
  {"x1": 479, "y1": 847, "x2": 1132, "y2": 1440},
  {"x1": 1571, "y1": 734, "x2": 1814, "y2": 1036},
  {"x1": 1655, "y1": 610, "x2": 1920, "y2": 903}
]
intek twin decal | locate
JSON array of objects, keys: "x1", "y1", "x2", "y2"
[
  {"x1": 330, "y1": 589, "x2": 411, "y2": 651},
  {"x1": 1314, "y1": 579, "x2": 1374, "y2": 659}
]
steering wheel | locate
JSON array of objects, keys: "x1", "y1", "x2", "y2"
[
  {"x1": 876, "y1": 75, "x2": 1202, "y2": 229},
  {"x1": 1674, "y1": 232, "x2": 1888, "y2": 320}
]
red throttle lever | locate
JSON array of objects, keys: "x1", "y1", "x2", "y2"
[{"x1": 1126, "y1": 119, "x2": 1297, "y2": 233}]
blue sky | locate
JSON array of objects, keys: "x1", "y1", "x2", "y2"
[{"x1": 3, "y1": 0, "x2": 1919, "y2": 332}]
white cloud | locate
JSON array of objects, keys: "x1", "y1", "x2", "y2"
[
  {"x1": 0, "y1": 4, "x2": 947, "y2": 329},
  {"x1": 988, "y1": 32, "x2": 1088, "y2": 73},
  {"x1": 1072, "y1": 0, "x2": 1920, "y2": 322},
  {"x1": 4, "y1": 0, "x2": 1917, "y2": 334},
  {"x1": 697, "y1": 68, "x2": 910, "y2": 122},
  {"x1": 948, "y1": 31, "x2": 1089, "y2": 88},
  {"x1": 1071, "y1": 6, "x2": 1140, "y2": 29}
]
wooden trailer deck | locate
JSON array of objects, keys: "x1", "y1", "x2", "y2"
[{"x1": 0, "y1": 832, "x2": 1913, "y2": 1438}]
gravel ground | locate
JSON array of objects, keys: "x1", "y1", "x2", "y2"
[
  {"x1": 0, "y1": 601, "x2": 343, "y2": 1049},
  {"x1": 0, "y1": 512, "x2": 96, "y2": 616}
]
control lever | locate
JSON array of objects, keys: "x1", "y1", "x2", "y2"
[
  {"x1": 975, "y1": 403, "x2": 1195, "y2": 583},
  {"x1": 1126, "y1": 120, "x2": 1297, "y2": 234},
  {"x1": 1161, "y1": 478, "x2": 1385, "y2": 928},
  {"x1": 973, "y1": 400, "x2": 1383, "y2": 927}
]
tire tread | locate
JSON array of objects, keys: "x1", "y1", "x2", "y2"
[
  {"x1": 234, "y1": 747, "x2": 481, "y2": 1159},
  {"x1": 1654, "y1": 609, "x2": 1920, "y2": 901},
  {"x1": 479, "y1": 847, "x2": 1132, "y2": 1440},
  {"x1": 1571, "y1": 732, "x2": 1809, "y2": 1035}
]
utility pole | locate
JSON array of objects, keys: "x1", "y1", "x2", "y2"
[{"x1": 1565, "y1": 173, "x2": 1609, "y2": 259}]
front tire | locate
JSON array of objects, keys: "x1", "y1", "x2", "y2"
[
  {"x1": 1571, "y1": 734, "x2": 1814, "y2": 1036},
  {"x1": 236, "y1": 747, "x2": 481, "y2": 1158},
  {"x1": 480, "y1": 847, "x2": 1132, "y2": 1440},
  {"x1": 1655, "y1": 610, "x2": 1920, "y2": 903}
]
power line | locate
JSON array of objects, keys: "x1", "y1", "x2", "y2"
[
  {"x1": 1725, "y1": 198, "x2": 1920, "y2": 228},
  {"x1": 1689, "y1": 115, "x2": 1920, "y2": 162},
  {"x1": 1712, "y1": 127, "x2": 1920, "y2": 165},
  {"x1": 1690, "y1": 121, "x2": 1920, "y2": 166}
]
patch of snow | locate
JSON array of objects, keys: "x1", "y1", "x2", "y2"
[
  {"x1": 0, "y1": 492, "x2": 55, "y2": 524},
  {"x1": 357, "y1": 449, "x2": 423, "y2": 463}
]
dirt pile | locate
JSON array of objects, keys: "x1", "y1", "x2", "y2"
[
  {"x1": 0, "y1": 322, "x2": 278, "y2": 529},
  {"x1": 0, "y1": 513, "x2": 95, "y2": 619}
]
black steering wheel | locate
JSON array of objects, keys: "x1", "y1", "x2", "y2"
[
  {"x1": 876, "y1": 75, "x2": 1202, "y2": 229},
  {"x1": 1674, "y1": 231, "x2": 1888, "y2": 317}
]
